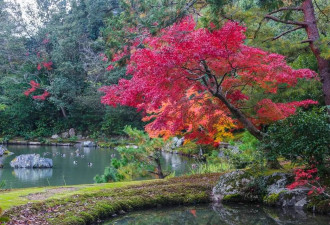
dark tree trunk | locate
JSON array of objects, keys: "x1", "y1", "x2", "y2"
[
  {"x1": 302, "y1": 0, "x2": 330, "y2": 114},
  {"x1": 214, "y1": 92, "x2": 283, "y2": 168},
  {"x1": 154, "y1": 155, "x2": 165, "y2": 179},
  {"x1": 214, "y1": 92, "x2": 264, "y2": 140}
]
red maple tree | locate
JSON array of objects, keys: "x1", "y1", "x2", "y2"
[{"x1": 100, "y1": 17, "x2": 317, "y2": 144}]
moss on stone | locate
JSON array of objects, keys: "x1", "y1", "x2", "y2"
[
  {"x1": 266, "y1": 175, "x2": 282, "y2": 186},
  {"x1": 263, "y1": 193, "x2": 280, "y2": 206},
  {"x1": 282, "y1": 192, "x2": 294, "y2": 200},
  {"x1": 222, "y1": 194, "x2": 243, "y2": 202}
]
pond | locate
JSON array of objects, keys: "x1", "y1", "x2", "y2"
[
  {"x1": 0, "y1": 145, "x2": 195, "y2": 189},
  {"x1": 104, "y1": 204, "x2": 330, "y2": 225}
]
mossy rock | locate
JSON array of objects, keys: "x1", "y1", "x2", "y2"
[
  {"x1": 212, "y1": 170, "x2": 261, "y2": 203},
  {"x1": 222, "y1": 194, "x2": 243, "y2": 202},
  {"x1": 263, "y1": 193, "x2": 281, "y2": 206}
]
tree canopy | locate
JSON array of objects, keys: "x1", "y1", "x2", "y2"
[{"x1": 100, "y1": 17, "x2": 318, "y2": 144}]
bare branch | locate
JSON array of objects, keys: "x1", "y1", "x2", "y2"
[
  {"x1": 263, "y1": 26, "x2": 304, "y2": 42},
  {"x1": 264, "y1": 15, "x2": 307, "y2": 26},
  {"x1": 301, "y1": 39, "x2": 314, "y2": 43},
  {"x1": 267, "y1": 7, "x2": 303, "y2": 15},
  {"x1": 313, "y1": 0, "x2": 329, "y2": 22}
]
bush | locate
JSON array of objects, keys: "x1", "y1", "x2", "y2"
[
  {"x1": 94, "y1": 163, "x2": 123, "y2": 183},
  {"x1": 263, "y1": 108, "x2": 330, "y2": 170},
  {"x1": 223, "y1": 131, "x2": 263, "y2": 169}
]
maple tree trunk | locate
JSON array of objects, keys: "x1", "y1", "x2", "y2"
[
  {"x1": 302, "y1": 0, "x2": 330, "y2": 114},
  {"x1": 214, "y1": 93, "x2": 264, "y2": 140},
  {"x1": 214, "y1": 93, "x2": 282, "y2": 168}
]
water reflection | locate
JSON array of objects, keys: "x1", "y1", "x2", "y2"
[
  {"x1": 105, "y1": 204, "x2": 329, "y2": 225},
  {"x1": 0, "y1": 145, "x2": 195, "y2": 188},
  {"x1": 13, "y1": 168, "x2": 53, "y2": 181}
]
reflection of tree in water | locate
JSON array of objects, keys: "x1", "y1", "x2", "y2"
[
  {"x1": 13, "y1": 169, "x2": 53, "y2": 181},
  {"x1": 212, "y1": 204, "x2": 276, "y2": 225},
  {"x1": 107, "y1": 204, "x2": 329, "y2": 225},
  {"x1": 212, "y1": 204, "x2": 329, "y2": 225},
  {"x1": 161, "y1": 152, "x2": 190, "y2": 175},
  {"x1": 82, "y1": 147, "x2": 92, "y2": 155}
]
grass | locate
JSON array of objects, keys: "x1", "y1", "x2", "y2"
[
  {"x1": 0, "y1": 180, "x2": 148, "y2": 210},
  {"x1": 2, "y1": 173, "x2": 222, "y2": 225}
]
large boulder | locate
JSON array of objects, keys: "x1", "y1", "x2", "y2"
[
  {"x1": 61, "y1": 132, "x2": 69, "y2": 139},
  {"x1": 212, "y1": 170, "x2": 309, "y2": 209},
  {"x1": 10, "y1": 154, "x2": 53, "y2": 168},
  {"x1": 212, "y1": 170, "x2": 260, "y2": 203},
  {"x1": 262, "y1": 172, "x2": 308, "y2": 208},
  {"x1": 69, "y1": 128, "x2": 76, "y2": 137}
]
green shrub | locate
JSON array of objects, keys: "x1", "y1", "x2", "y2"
[
  {"x1": 94, "y1": 164, "x2": 123, "y2": 183},
  {"x1": 263, "y1": 108, "x2": 330, "y2": 170},
  {"x1": 223, "y1": 132, "x2": 263, "y2": 169}
]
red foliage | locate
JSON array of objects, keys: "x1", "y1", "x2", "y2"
[
  {"x1": 32, "y1": 90, "x2": 50, "y2": 101},
  {"x1": 42, "y1": 61, "x2": 53, "y2": 70},
  {"x1": 100, "y1": 17, "x2": 317, "y2": 144},
  {"x1": 24, "y1": 80, "x2": 40, "y2": 96},
  {"x1": 37, "y1": 64, "x2": 42, "y2": 71},
  {"x1": 106, "y1": 64, "x2": 114, "y2": 71},
  {"x1": 287, "y1": 167, "x2": 327, "y2": 196},
  {"x1": 24, "y1": 81, "x2": 50, "y2": 101},
  {"x1": 257, "y1": 99, "x2": 318, "y2": 123}
]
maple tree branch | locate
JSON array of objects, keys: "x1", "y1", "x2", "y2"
[
  {"x1": 202, "y1": 77, "x2": 215, "y2": 94},
  {"x1": 200, "y1": 60, "x2": 220, "y2": 94},
  {"x1": 263, "y1": 26, "x2": 304, "y2": 42},
  {"x1": 186, "y1": 74, "x2": 207, "y2": 81},
  {"x1": 219, "y1": 74, "x2": 227, "y2": 86}
]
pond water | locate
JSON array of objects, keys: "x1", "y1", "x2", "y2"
[
  {"x1": 0, "y1": 145, "x2": 195, "y2": 189},
  {"x1": 104, "y1": 204, "x2": 330, "y2": 225}
]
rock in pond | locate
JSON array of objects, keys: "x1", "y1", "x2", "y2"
[
  {"x1": 212, "y1": 170, "x2": 310, "y2": 209},
  {"x1": 10, "y1": 154, "x2": 53, "y2": 168},
  {"x1": 82, "y1": 141, "x2": 96, "y2": 147}
]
